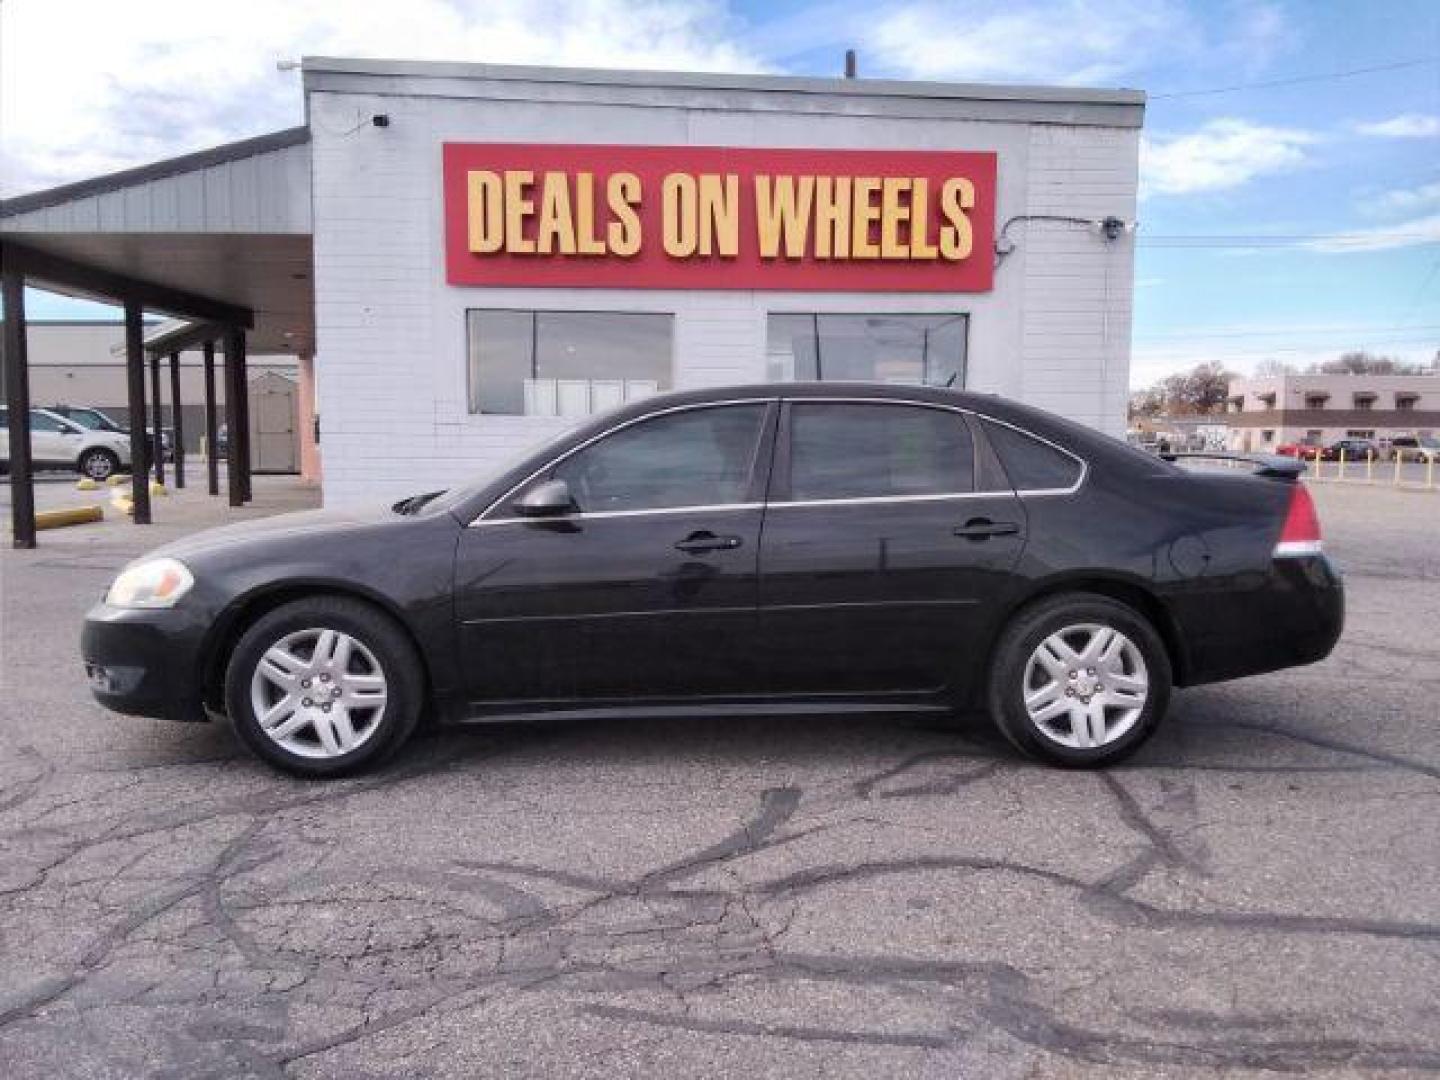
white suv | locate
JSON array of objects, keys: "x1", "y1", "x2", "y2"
[{"x1": 0, "y1": 407, "x2": 133, "y2": 481}]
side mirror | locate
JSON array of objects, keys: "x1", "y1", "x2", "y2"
[{"x1": 515, "y1": 478, "x2": 575, "y2": 517}]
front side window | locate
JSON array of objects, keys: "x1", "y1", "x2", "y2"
[
  {"x1": 786, "y1": 402, "x2": 974, "y2": 501},
  {"x1": 549, "y1": 404, "x2": 766, "y2": 513},
  {"x1": 467, "y1": 310, "x2": 673, "y2": 416},
  {"x1": 766, "y1": 313, "x2": 967, "y2": 387},
  {"x1": 982, "y1": 420, "x2": 1083, "y2": 492}
]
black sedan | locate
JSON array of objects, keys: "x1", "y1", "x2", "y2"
[{"x1": 82, "y1": 383, "x2": 1343, "y2": 777}]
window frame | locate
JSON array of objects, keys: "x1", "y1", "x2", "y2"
[
  {"x1": 470, "y1": 395, "x2": 1089, "y2": 526},
  {"x1": 464, "y1": 307, "x2": 677, "y2": 417}
]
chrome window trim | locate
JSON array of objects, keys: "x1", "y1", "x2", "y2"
[
  {"x1": 971, "y1": 412, "x2": 1089, "y2": 497},
  {"x1": 467, "y1": 393, "x2": 1089, "y2": 526},
  {"x1": 476, "y1": 502, "x2": 765, "y2": 527},
  {"x1": 768, "y1": 490, "x2": 1007, "y2": 509},
  {"x1": 469, "y1": 398, "x2": 775, "y2": 526}
]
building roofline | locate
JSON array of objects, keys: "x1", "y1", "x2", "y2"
[
  {"x1": 300, "y1": 56, "x2": 1145, "y2": 108},
  {"x1": 0, "y1": 126, "x2": 310, "y2": 220}
]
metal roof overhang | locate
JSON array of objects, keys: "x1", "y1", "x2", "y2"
[{"x1": 0, "y1": 127, "x2": 312, "y2": 354}]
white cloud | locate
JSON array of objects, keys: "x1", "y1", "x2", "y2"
[
  {"x1": 1304, "y1": 213, "x2": 1440, "y2": 253},
  {"x1": 0, "y1": 0, "x2": 761, "y2": 196},
  {"x1": 1354, "y1": 113, "x2": 1440, "y2": 139},
  {"x1": 1368, "y1": 180, "x2": 1440, "y2": 218},
  {"x1": 864, "y1": 1, "x2": 1188, "y2": 84},
  {"x1": 1140, "y1": 118, "x2": 1317, "y2": 196}
]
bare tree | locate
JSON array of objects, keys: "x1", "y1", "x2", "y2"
[
  {"x1": 1253, "y1": 358, "x2": 1296, "y2": 377},
  {"x1": 1308, "y1": 351, "x2": 1427, "y2": 375},
  {"x1": 1157, "y1": 361, "x2": 1235, "y2": 415}
]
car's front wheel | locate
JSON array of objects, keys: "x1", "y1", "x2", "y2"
[
  {"x1": 79, "y1": 447, "x2": 120, "y2": 481},
  {"x1": 987, "y1": 593, "x2": 1171, "y2": 768},
  {"x1": 225, "y1": 596, "x2": 424, "y2": 777}
]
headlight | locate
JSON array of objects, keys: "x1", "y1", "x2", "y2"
[{"x1": 106, "y1": 557, "x2": 195, "y2": 609}]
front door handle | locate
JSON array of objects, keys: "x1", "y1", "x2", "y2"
[
  {"x1": 953, "y1": 518, "x2": 1020, "y2": 540},
  {"x1": 675, "y1": 530, "x2": 744, "y2": 554}
]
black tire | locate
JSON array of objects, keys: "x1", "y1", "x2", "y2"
[
  {"x1": 78, "y1": 447, "x2": 120, "y2": 481},
  {"x1": 225, "y1": 596, "x2": 424, "y2": 778},
  {"x1": 986, "y1": 593, "x2": 1171, "y2": 768}
]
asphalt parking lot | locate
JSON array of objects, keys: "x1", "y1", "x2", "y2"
[{"x1": 1, "y1": 477, "x2": 1437, "y2": 1078}]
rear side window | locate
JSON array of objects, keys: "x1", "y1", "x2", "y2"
[
  {"x1": 982, "y1": 420, "x2": 1083, "y2": 492},
  {"x1": 787, "y1": 403, "x2": 974, "y2": 501}
]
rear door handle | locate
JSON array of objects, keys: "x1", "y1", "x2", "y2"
[
  {"x1": 675, "y1": 530, "x2": 744, "y2": 554},
  {"x1": 953, "y1": 518, "x2": 1021, "y2": 540}
]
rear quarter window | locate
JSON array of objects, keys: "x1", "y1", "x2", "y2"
[{"x1": 982, "y1": 419, "x2": 1083, "y2": 492}]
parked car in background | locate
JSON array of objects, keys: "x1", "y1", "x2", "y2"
[
  {"x1": 1275, "y1": 441, "x2": 1321, "y2": 459},
  {"x1": 1316, "y1": 437, "x2": 1380, "y2": 462},
  {"x1": 47, "y1": 404, "x2": 173, "y2": 463},
  {"x1": 1386, "y1": 435, "x2": 1440, "y2": 463},
  {"x1": 0, "y1": 407, "x2": 133, "y2": 480},
  {"x1": 83, "y1": 383, "x2": 1343, "y2": 778}
]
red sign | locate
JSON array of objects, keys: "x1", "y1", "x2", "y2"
[{"x1": 442, "y1": 144, "x2": 996, "y2": 292}]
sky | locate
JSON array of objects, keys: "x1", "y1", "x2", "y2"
[{"x1": 1, "y1": 0, "x2": 1437, "y2": 387}]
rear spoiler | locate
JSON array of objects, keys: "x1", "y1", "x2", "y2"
[{"x1": 1159, "y1": 452, "x2": 1305, "y2": 480}]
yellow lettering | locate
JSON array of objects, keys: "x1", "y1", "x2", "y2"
[
  {"x1": 606, "y1": 173, "x2": 642, "y2": 256},
  {"x1": 756, "y1": 175, "x2": 815, "y2": 259},
  {"x1": 851, "y1": 177, "x2": 881, "y2": 259},
  {"x1": 467, "y1": 171, "x2": 503, "y2": 254},
  {"x1": 662, "y1": 173, "x2": 698, "y2": 257},
  {"x1": 909, "y1": 177, "x2": 938, "y2": 259},
  {"x1": 879, "y1": 177, "x2": 910, "y2": 260},
  {"x1": 503, "y1": 171, "x2": 536, "y2": 255},
  {"x1": 939, "y1": 177, "x2": 975, "y2": 261},
  {"x1": 699, "y1": 174, "x2": 739, "y2": 257},
  {"x1": 574, "y1": 172, "x2": 605, "y2": 255},
  {"x1": 535, "y1": 172, "x2": 577, "y2": 255},
  {"x1": 814, "y1": 176, "x2": 850, "y2": 259}
]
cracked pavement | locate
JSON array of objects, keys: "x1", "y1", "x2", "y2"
[{"x1": 1, "y1": 479, "x2": 1437, "y2": 1078}]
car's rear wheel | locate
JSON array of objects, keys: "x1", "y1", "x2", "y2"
[
  {"x1": 79, "y1": 447, "x2": 120, "y2": 481},
  {"x1": 987, "y1": 593, "x2": 1171, "y2": 768},
  {"x1": 225, "y1": 596, "x2": 424, "y2": 777}
]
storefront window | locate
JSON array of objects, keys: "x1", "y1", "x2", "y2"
[
  {"x1": 766, "y1": 313, "x2": 967, "y2": 387},
  {"x1": 467, "y1": 310, "x2": 673, "y2": 416}
]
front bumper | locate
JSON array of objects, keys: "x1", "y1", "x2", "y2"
[{"x1": 81, "y1": 602, "x2": 210, "y2": 722}]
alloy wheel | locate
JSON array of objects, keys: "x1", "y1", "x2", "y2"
[
  {"x1": 249, "y1": 627, "x2": 388, "y2": 759},
  {"x1": 82, "y1": 452, "x2": 115, "y2": 480},
  {"x1": 1022, "y1": 623, "x2": 1148, "y2": 749}
]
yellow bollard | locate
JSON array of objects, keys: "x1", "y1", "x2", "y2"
[
  {"x1": 149, "y1": 481, "x2": 168, "y2": 498},
  {"x1": 1338, "y1": 447, "x2": 1346, "y2": 481},
  {"x1": 76, "y1": 478, "x2": 100, "y2": 491},
  {"x1": 106, "y1": 474, "x2": 128, "y2": 487},
  {"x1": 111, "y1": 496, "x2": 134, "y2": 516},
  {"x1": 1366, "y1": 450, "x2": 1374, "y2": 483},
  {"x1": 36, "y1": 505, "x2": 104, "y2": 530},
  {"x1": 1429, "y1": 455, "x2": 1436, "y2": 491},
  {"x1": 1394, "y1": 452, "x2": 1403, "y2": 487}
]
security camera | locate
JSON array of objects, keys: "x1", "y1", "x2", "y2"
[{"x1": 1101, "y1": 216, "x2": 1127, "y2": 241}]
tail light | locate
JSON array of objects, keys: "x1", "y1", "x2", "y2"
[{"x1": 1274, "y1": 483, "x2": 1322, "y2": 558}]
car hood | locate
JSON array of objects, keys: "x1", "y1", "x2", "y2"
[{"x1": 144, "y1": 504, "x2": 426, "y2": 562}]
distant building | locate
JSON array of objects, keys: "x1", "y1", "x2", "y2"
[
  {"x1": 20, "y1": 321, "x2": 301, "y2": 470},
  {"x1": 1225, "y1": 373, "x2": 1440, "y2": 452}
]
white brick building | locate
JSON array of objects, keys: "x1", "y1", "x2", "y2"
[{"x1": 3, "y1": 58, "x2": 1144, "y2": 508}]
